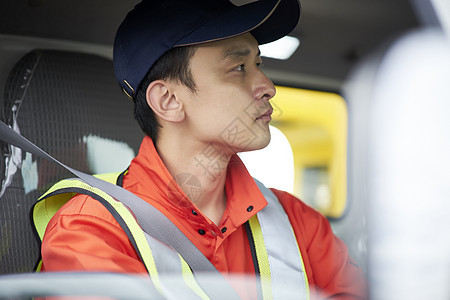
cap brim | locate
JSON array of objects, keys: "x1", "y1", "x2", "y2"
[{"x1": 175, "y1": 0, "x2": 300, "y2": 47}]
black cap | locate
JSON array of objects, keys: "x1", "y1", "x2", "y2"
[{"x1": 113, "y1": 0, "x2": 301, "y2": 99}]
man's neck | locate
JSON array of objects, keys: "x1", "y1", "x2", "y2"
[{"x1": 155, "y1": 136, "x2": 232, "y2": 226}]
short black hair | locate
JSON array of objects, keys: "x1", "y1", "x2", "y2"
[{"x1": 134, "y1": 46, "x2": 197, "y2": 142}]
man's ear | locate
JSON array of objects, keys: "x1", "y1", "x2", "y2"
[{"x1": 146, "y1": 80, "x2": 185, "y2": 122}]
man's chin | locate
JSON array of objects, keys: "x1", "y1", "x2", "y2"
[{"x1": 237, "y1": 135, "x2": 271, "y2": 154}]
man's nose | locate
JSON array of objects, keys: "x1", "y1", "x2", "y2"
[{"x1": 253, "y1": 69, "x2": 276, "y2": 101}]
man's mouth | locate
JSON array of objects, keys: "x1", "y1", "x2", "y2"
[{"x1": 256, "y1": 107, "x2": 273, "y2": 122}]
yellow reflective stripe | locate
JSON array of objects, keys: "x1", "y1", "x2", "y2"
[
  {"x1": 34, "y1": 187, "x2": 77, "y2": 241},
  {"x1": 35, "y1": 176, "x2": 167, "y2": 294},
  {"x1": 248, "y1": 215, "x2": 273, "y2": 300},
  {"x1": 34, "y1": 178, "x2": 92, "y2": 272},
  {"x1": 93, "y1": 172, "x2": 122, "y2": 183},
  {"x1": 35, "y1": 260, "x2": 42, "y2": 272},
  {"x1": 295, "y1": 242, "x2": 310, "y2": 300},
  {"x1": 180, "y1": 256, "x2": 211, "y2": 300},
  {"x1": 34, "y1": 173, "x2": 122, "y2": 241},
  {"x1": 37, "y1": 178, "x2": 77, "y2": 200}
]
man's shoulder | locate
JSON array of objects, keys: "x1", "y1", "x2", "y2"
[{"x1": 49, "y1": 192, "x2": 120, "y2": 226}]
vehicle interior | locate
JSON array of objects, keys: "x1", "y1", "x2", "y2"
[{"x1": 1, "y1": 0, "x2": 449, "y2": 299}]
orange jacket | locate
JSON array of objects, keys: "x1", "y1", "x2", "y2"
[{"x1": 41, "y1": 136, "x2": 367, "y2": 299}]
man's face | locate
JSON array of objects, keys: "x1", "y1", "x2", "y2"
[{"x1": 179, "y1": 33, "x2": 276, "y2": 155}]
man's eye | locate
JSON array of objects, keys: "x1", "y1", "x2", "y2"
[{"x1": 234, "y1": 64, "x2": 245, "y2": 72}]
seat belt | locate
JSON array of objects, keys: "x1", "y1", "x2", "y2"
[{"x1": 0, "y1": 121, "x2": 240, "y2": 300}]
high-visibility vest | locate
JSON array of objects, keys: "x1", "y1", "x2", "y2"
[{"x1": 33, "y1": 172, "x2": 309, "y2": 300}]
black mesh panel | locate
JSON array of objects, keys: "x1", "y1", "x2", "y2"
[{"x1": 0, "y1": 49, "x2": 144, "y2": 273}]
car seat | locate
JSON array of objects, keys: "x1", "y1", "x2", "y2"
[{"x1": 0, "y1": 49, "x2": 143, "y2": 273}]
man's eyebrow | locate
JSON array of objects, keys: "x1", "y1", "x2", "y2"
[{"x1": 221, "y1": 48, "x2": 261, "y2": 61}]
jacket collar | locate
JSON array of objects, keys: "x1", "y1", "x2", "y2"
[{"x1": 125, "y1": 136, "x2": 268, "y2": 235}]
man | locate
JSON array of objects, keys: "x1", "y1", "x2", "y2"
[{"x1": 41, "y1": 0, "x2": 367, "y2": 298}]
